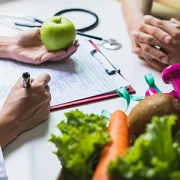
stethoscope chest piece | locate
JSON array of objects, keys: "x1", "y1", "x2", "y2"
[{"x1": 102, "y1": 39, "x2": 122, "y2": 50}]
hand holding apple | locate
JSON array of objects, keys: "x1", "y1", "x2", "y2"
[
  {"x1": 40, "y1": 16, "x2": 76, "y2": 51},
  {"x1": 7, "y1": 27, "x2": 79, "y2": 64}
]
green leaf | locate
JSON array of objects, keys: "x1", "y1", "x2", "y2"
[
  {"x1": 49, "y1": 109, "x2": 110, "y2": 180},
  {"x1": 108, "y1": 115, "x2": 180, "y2": 180}
]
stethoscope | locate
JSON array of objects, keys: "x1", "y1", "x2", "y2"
[{"x1": 0, "y1": 9, "x2": 122, "y2": 50}]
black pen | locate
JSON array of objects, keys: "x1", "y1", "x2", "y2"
[{"x1": 22, "y1": 72, "x2": 31, "y2": 88}]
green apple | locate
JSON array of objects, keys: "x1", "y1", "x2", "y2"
[{"x1": 40, "y1": 16, "x2": 76, "y2": 51}]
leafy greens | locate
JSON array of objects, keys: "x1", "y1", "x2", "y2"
[
  {"x1": 49, "y1": 109, "x2": 110, "y2": 180},
  {"x1": 108, "y1": 115, "x2": 180, "y2": 180}
]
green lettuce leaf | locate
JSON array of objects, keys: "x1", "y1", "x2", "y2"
[
  {"x1": 108, "y1": 115, "x2": 180, "y2": 180},
  {"x1": 49, "y1": 109, "x2": 110, "y2": 180}
]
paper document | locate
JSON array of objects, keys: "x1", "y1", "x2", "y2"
[{"x1": 0, "y1": 40, "x2": 129, "y2": 109}]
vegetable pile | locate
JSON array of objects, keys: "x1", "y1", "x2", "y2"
[
  {"x1": 49, "y1": 109, "x2": 110, "y2": 180},
  {"x1": 50, "y1": 102, "x2": 180, "y2": 180},
  {"x1": 108, "y1": 115, "x2": 180, "y2": 180}
]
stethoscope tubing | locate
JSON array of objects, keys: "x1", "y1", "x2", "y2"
[
  {"x1": 13, "y1": 8, "x2": 103, "y2": 41},
  {"x1": 54, "y1": 8, "x2": 99, "y2": 32},
  {"x1": 0, "y1": 10, "x2": 122, "y2": 50},
  {"x1": 54, "y1": 8, "x2": 103, "y2": 41},
  {"x1": 76, "y1": 31, "x2": 102, "y2": 41},
  {"x1": 13, "y1": 22, "x2": 103, "y2": 41},
  {"x1": 13, "y1": 18, "x2": 103, "y2": 41},
  {"x1": 14, "y1": 18, "x2": 43, "y2": 28}
]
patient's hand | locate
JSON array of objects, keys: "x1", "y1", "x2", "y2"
[
  {"x1": 9, "y1": 28, "x2": 79, "y2": 64},
  {"x1": 171, "y1": 18, "x2": 180, "y2": 28},
  {"x1": 132, "y1": 15, "x2": 180, "y2": 71},
  {"x1": 131, "y1": 17, "x2": 171, "y2": 71}
]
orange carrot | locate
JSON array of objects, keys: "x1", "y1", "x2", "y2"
[{"x1": 92, "y1": 110, "x2": 129, "y2": 180}]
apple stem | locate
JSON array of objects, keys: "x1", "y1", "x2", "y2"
[
  {"x1": 58, "y1": 17, "x2": 61, "y2": 23},
  {"x1": 53, "y1": 16, "x2": 62, "y2": 24}
]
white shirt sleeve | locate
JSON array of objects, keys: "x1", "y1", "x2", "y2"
[{"x1": 0, "y1": 146, "x2": 8, "y2": 180}]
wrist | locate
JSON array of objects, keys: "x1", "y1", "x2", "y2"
[
  {"x1": 127, "y1": 13, "x2": 144, "y2": 34},
  {"x1": 0, "y1": 36, "x2": 14, "y2": 59},
  {"x1": 0, "y1": 110, "x2": 19, "y2": 149}
]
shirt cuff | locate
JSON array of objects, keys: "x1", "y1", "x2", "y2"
[{"x1": 0, "y1": 146, "x2": 8, "y2": 180}]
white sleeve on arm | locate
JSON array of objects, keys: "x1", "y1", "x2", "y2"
[{"x1": 0, "y1": 147, "x2": 8, "y2": 180}]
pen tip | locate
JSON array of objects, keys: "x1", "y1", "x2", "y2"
[{"x1": 22, "y1": 72, "x2": 30, "y2": 78}]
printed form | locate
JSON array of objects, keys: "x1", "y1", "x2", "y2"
[{"x1": 0, "y1": 40, "x2": 129, "y2": 109}]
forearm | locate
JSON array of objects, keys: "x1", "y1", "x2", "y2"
[
  {"x1": 0, "y1": 36, "x2": 14, "y2": 59},
  {"x1": 0, "y1": 111, "x2": 18, "y2": 149},
  {"x1": 121, "y1": 0, "x2": 153, "y2": 33}
]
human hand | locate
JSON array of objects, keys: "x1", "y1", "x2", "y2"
[
  {"x1": 9, "y1": 28, "x2": 79, "y2": 64},
  {"x1": 127, "y1": 15, "x2": 144, "y2": 57},
  {"x1": 128, "y1": 19, "x2": 169, "y2": 71},
  {"x1": 171, "y1": 18, "x2": 180, "y2": 28},
  {"x1": 1, "y1": 73, "x2": 51, "y2": 139},
  {"x1": 132, "y1": 15, "x2": 180, "y2": 71}
]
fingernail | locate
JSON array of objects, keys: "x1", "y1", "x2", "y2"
[
  {"x1": 131, "y1": 31, "x2": 137, "y2": 38},
  {"x1": 171, "y1": 18, "x2": 177, "y2": 22},
  {"x1": 164, "y1": 35, "x2": 171, "y2": 44},
  {"x1": 132, "y1": 49, "x2": 137, "y2": 54},
  {"x1": 143, "y1": 15, "x2": 151, "y2": 23},
  {"x1": 173, "y1": 24, "x2": 178, "y2": 28},
  {"x1": 70, "y1": 47, "x2": 76, "y2": 51},
  {"x1": 161, "y1": 57, "x2": 169, "y2": 64}
]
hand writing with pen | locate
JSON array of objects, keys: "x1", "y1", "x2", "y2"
[
  {"x1": 131, "y1": 15, "x2": 180, "y2": 71},
  {"x1": 0, "y1": 73, "x2": 51, "y2": 149}
]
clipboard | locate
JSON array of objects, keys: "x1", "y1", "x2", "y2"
[{"x1": 50, "y1": 40, "x2": 135, "y2": 111}]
